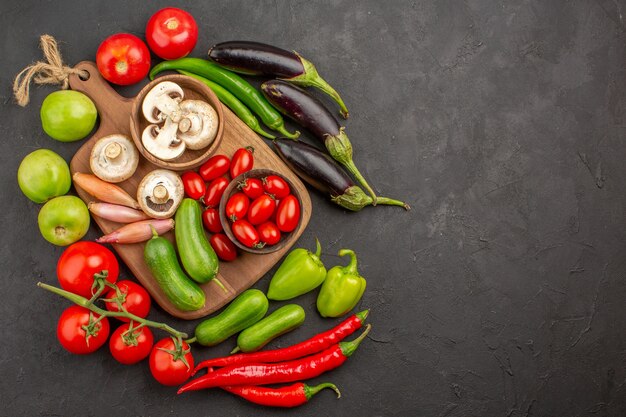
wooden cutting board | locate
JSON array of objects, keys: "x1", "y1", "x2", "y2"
[{"x1": 68, "y1": 61, "x2": 312, "y2": 320}]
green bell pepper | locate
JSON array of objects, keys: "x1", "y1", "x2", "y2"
[
  {"x1": 316, "y1": 249, "x2": 366, "y2": 318},
  {"x1": 267, "y1": 239, "x2": 327, "y2": 300}
]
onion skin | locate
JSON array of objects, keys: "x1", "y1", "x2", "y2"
[
  {"x1": 96, "y1": 219, "x2": 175, "y2": 244},
  {"x1": 73, "y1": 172, "x2": 140, "y2": 209},
  {"x1": 88, "y1": 202, "x2": 151, "y2": 223}
]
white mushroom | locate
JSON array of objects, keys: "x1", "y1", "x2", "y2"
[
  {"x1": 142, "y1": 81, "x2": 185, "y2": 123},
  {"x1": 177, "y1": 100, "x2": 219, "y2": 150},
  {"x1": 142, "y1": 117, "x2": 186, "y2": 161},
  {"x1": 89, "y1": 134, "x2": 139, "y2": 183},
  {"x1": 137, "y1": 169, "x2": 184, "y2": 219}
]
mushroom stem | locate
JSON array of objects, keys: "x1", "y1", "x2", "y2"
[
  {"x1": 152, "y1": 184, "x2": 169, "y2": 203},
  {"x1": 104, "y1": 142, "x2": 122, "y2": 160},
  {"x1": 179, "y1": 117, "x2": 192, "y2": 133}
]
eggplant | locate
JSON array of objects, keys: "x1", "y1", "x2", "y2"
[
  {"x1": 262, "y1": 79, "x2": 378, "y2": 202},
  {"x1": 208, "y1": 41, "x2": 349, "y2": 118},
  {"x1": 273, "y1": 139, "x2": 408, "y2": 212}
]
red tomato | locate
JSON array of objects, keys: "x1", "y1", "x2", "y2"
[
  {"x1": 230, "y1": 147, "x2": 254, "y2": 178},
  {"x1": 199, "y1": 154, "x2": 230, "y2": 182},
  {"x1": 181, "y1": 171, "x2": 206, "y2": 200},
  {"x1": 203, "y1": 177, "x2": 229, "y2": 208},
  {"x1": 109, "y1": 324, "x2": 154, "y2": 365},
  {"x1": 104, "y1": 280, "x2": 151, "y2": 322},
  {"x1": 210, "y1": 233, "x2": 238, "y2": 261},
  {"x1": 149, "y1": 337, "x2": 194, "y2": 386},
  {"x1": 225, "y1": 192, "x2": 250, "y2": 222},
  {"x1": 57, "y1": 241, "x2": 119, "y2": 298},
  {"x1": 202, "y1": 207, "x2": 223, "y2": 233},
  {"x1": 247, "y1": 194, "x2": 276, "y2": 225},
  {"x1": 239, "y1": 177, "x2": 264, "y2": 199},
  {"x1": 276, "y1": 195, "x2": 301, "y2": 232},
  {"x1": 263, "y1": 175, "x2": 290, "y2": 199},
  {"x1": 231, "y1": 219, "x2": 261, "y2": 248},
  {"x1": 57, "y1": 306, "x2": 110, "y2": 355},
  {"x1": 96, "y1": 33, "x2": 151, "y2": 85},
  {"x1": 257, "y1": 222, "x2": 281, "y2": 245},
  {"x1": 145, "y1": 7, "x2": 198, "y2": 60}
]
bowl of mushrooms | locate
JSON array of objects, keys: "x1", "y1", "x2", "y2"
[{"x1": 130, "y1": 75, "x2": 224, "y2": 171}]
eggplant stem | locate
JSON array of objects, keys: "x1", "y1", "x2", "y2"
[
  {"x1": 376, "y1": 197, "x2": 410, "y2": 210},
  {"x1": 342, "y1": 159, "x2": 378, "y2": 204}
]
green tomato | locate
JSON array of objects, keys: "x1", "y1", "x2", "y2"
[
  {"x1": 38, "y1": 196, "x2": 90, "y2": 246},
  {"x1": 18, "y1": 149, "x2": 71, "y2": 203},
  {"x1": 40, "y1": 90, "x2": 97, "y2": 142}
]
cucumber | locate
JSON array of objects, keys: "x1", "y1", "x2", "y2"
[
  {"x1": 175, "y1": 198, "x2": 220, "y2": 286},
  {"x1": 234, "y1": 304, "x2": 306, "y2": 353},
  {"x1": 195, "y1": 289, "x2": 269, "y2": 346},
  {"x1": 144, "y1": 233, "x2": 205, "y2": 311}
]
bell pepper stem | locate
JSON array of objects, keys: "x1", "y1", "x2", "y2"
[
  {"x1": 338, "y1": 249, "x2": 359, "y2": 275},
  {"x1": 314, "y1": 238, "x2": 322, "y2": 258},
  {"x1": 339, "y1": 324, "x2": 371, "y2": 357},
  {"x1": 304, "y1": 382, "x2": 341, "y2": 400},
  {"x1": 230, "y1": 346, "x2": 241, "y2": 354}
]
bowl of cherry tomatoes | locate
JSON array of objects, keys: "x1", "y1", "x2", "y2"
[{"x1": 219, "y1": 169, "x2": 303, "y2": 254}]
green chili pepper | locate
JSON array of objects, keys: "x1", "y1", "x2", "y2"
[
  {"x1": 316, "y1": 249, "x2": 366, "y2": 318},
  {"x1": 267, "y1": 239, "x2": 327, "y2": 301},
  {"x1": 150, "y1": 58, "x2": 299, "y2": 139},
  {"x1": 176, "y1": 70, "x2": 275, "y2": 139}
]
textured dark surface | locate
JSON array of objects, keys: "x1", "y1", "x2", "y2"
[{"x1": 1, "y1": 1, "x2": 625, "y2": 416}]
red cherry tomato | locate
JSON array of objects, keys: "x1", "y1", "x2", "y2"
[
  {"x1": 202, "y1": 207, "x2": 223, "y2": 233},
  {"x1": 109, "y1": 324, "x2": 154, "y2": 365},
  {"x1": 104, "y1": 280, "x2": 151, "y2": 322},
  {"x1": 230, "y1": 147, "x2": 254, "y2": 178},
  {"x1": 146, "y1": 7, "x2": 198, "y2": 60},
  {"x1": 203, "y1": 177, "x2": 229, "y2": 208},
  {"x1": 231, "y1": 219, "x2": 261, "y2": 248},
  {"x1": 181, "y1": 171, "x2": 206, "y2": 200},
  {"x1": 257, "y1": 222, "x2": 281, "y2": 245},
  {"x1": 247, "y1": 194, "x2": 277, "y2": 225},
  {"x1": 239, "y1": 177, "x2": 264, "y2": 199},
  {"x1": 96, "y1": 33, "x2": 151, "y2": 85},
  {"x1": 149, "y1": 337, "x2": 194, "y2": 386},
  {"x1": 225, "y1": 192, "x2": 250, "y2": 222},
  {"x1": 57, "y1": 241, "x2": 119, "y2": 298},
  {"x1": 199, "y1": 154, "x2": 230, "y2": 182},
  {"x1": 210, "y1": 233, "x2": 238, "y2": 261},
  {"x1": 57, "y1": 306, "x2": 110, "y2": 355},
  {"x1": 263, "y1": 175, "x2": 291, "y2": 199},
  {"x1": 276, "y1": 195, "x2": 300, "y2": 232}
]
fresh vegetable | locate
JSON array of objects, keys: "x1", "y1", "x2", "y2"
[
  {"x1": 210, "y1": 233, "x2": 238, "y2": 262},
  {"x1": 109, "y1": 323, "x2": 154, "y2": 365},
  {"x1": 40, "y1": 90, "x2": 97, "y2": 142},
  {"x1": 273, "y1": 139, "x2": 408, "y2": 211},
  {"x1": 150, "y1": 337, "x2": 194, "y2": 386},
  {"x1": 57, "y1": 241, "x2": 119, "y2": 298},
  {"x1": 247, "y1": 194, "x2": 276, "y2": 225},
  {"x1": 208, "y1": 41, "x2": 349, "y2": 118},
  {"x1": 267, "y1": 239, "x2": 326, "y2": 301},
  {"x1": 149, "y1": 58, "x2": 299, "y2": 138},
  {"x1": 202, "y1": 207, "x2": 223, "y2": 233},
  {"x1": 231, "y1": 219, "x2": 262, "y2": 248},
  {"x1": 73, "y1": 172, "x2": 141, "y2": 210},
  {"x1": 144, "y1": 229, "x2": 206, "y2": 311},
  {"x1": 89, "y1": 134, "x2": 138, "y2": 183},
  {"x1": 38, "y1": 196, "x2": 90, "y2": 246},
  {"x1": 96, "y1": 219, "x2": 175, "y2": 244},
  {"x1": 181, "y1": 171, "x2": 206, "y2": 200},
  {"x1": 96, "y1": 33, "x2": 151, "y2": 85},
  {"x1": 178, "y1": 70, "x2": 275, "y2": 139},
  {"x1": 234, "y1": 304, "x2": 306, "y2": 353},
  {"x1": 136, "y1": 169, "x2": 184, "y2": 218},
  {"x1": 178, "y1": 324, "x2": 371, "y2": 393},
  {"x1": 263, "y1": 175, "x2": 290, "y2": 199},
  {"x1": 230, "y1": 147, "x2": 254, "y2": 178},
  {"x1": 146, "y1": 7, "x2": 198, "y2": 60},
  {"x1": 194, "y1": 310, "x2": 368, "y2": 372},
  {"x1": 17, "y1": 149, "x2": 71, "y2": 203},
  {"x1": 225, "y1": 192, "x2": 250, "y2": 221},
  {"x1": 223, "y1": 382, "x2": 340, "y2": 408},
  {"x1": 257, "y1": 221, "x2": 281, "y2": 245},
  {"x1": 88, "y1": 202, "x2": 150, "y2": 223},
  {"x1": 238, "y1": 177, "x2": 264, "y2": 199},
  {"x1": 57, "y1": 305, "x2": 110, "y2": 355},
  {"x1": 194, "y1": 289, "x2": 268, "y2": 346},
  {"x1": 104, "y1": 280, "x2": 151, "y2": 322},
  {"x1": 199, "y1": 154, "x2": 230, "y2": 182},
  {"x1": 317, "y1": 249, "x2": 367, "y2": 318},
  {"x1": 203, "y1": 176, "x2": 229, "y2": 208},
  {"x1": 275, "y1": 195, "x2": 300, "y2": 233},
  {"x1": 175, "y1": 199, "x2": 221, "y2": 288}
]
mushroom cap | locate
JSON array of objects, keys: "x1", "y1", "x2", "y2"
[
  {"x1": 142, "y1": 81, "x2": 184, "y2": 124},
  {"x1": 89, "y1": 134, "x2": 139, "y2": 183},
  {"x1": 177, "y1": 100, "x2": 219, "y2": 150},
  {"x1": 142, "y1": 117, "x2": 186, "y2": 161},
  {"x1": 137, "y1": 169, "x2": 184, "y2": 219}
]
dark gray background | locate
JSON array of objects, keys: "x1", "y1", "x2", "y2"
[{"x1": 1, "y1": 1, "x2": 625, "y2": 416}]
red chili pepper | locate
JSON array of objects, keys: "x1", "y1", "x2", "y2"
[
  {"x1": 177, "y1": 324, "x2": 370, "y2": 394},
  {"x1": 193, "y1": 310, "x2": 368, "y2": 374},
  {"x1": 222, "y1": 382, "x2": 340, "y2": 408}
]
